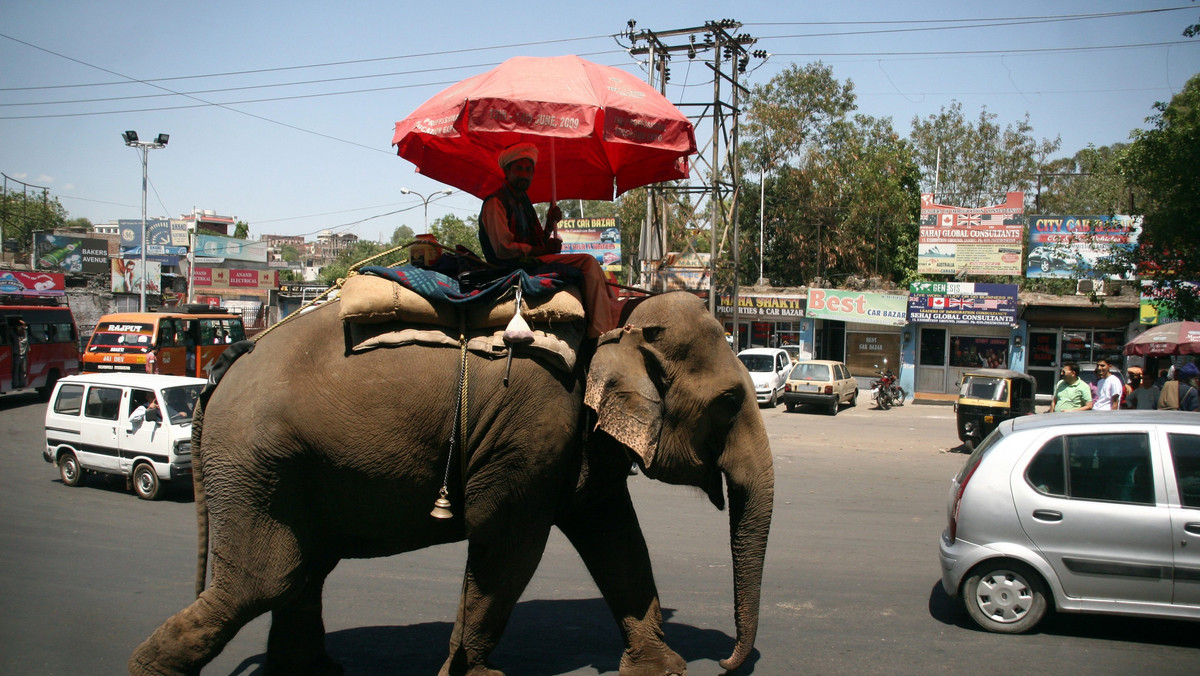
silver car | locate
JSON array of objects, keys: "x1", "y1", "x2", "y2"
[{"x1": 938, "y1": 411, "x2": 1200, "y2": 633}]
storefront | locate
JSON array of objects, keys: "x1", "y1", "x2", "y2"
[
  {"x1": 807, "y1": 289, "x2": 908, "y2": 379},
  {"x1": 1021, "y1": 300, "x2": 1139, "y2": 396},
  {"x1": 715, "y1": 289, "x2": 811, "y2": 354}
]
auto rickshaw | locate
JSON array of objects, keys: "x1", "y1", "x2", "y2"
[{"x1": 954, "y1": 368, "x2": 1037, "y2": 451}]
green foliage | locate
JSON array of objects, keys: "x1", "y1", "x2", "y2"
[
  {"x1": 391, "y1": 224, "x2": 415, "y2": 245},
  {"x1": 65, "y1": 217, "x2": 93, "y2": 230},
  {"x1": 429, "y1": 213, "x2": 480, "y2": 254},
  {"x1": 910, "y1": 101, "x2": 1061, "y2": 207},
  {"x1": 1119, "y1": 72, "x2": 1200, "y2": 319},
  {"x1": 233, "y1": 221, "x2": 249, "y2": 239},
  {"x1": 1, "y1": 187, "x2": 68, "y2": 255},
  {"x1": 739, "y1": 62, "x2": 920, "y2": 287},
  {"x1": 280, "y1": 244, "x2": 301, "y2": 263},
  {"x1": 318, "y1": 240, "x2": 404, "y2": 286},
  {"x1": 1035, "y1": 144, "x2": 1136, "y2": 215}
]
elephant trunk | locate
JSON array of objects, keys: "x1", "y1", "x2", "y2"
[{"x1": 719, "y1": 419, "x2": 774, "y2": 672}]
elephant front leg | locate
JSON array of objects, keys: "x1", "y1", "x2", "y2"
[
  {"x1": 558, "y1": 482, "x2": 686, "y2": 676},
  {"x1": 439, "y1": 524, "x2": 554, "y2": 676},
  {"x1": 264, "y1": 558, "x2": 342, "y2": 676}
]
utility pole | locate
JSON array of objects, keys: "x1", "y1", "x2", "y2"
[{"x1": 622, "y1": 20, "x2": 765, "y2": 347}]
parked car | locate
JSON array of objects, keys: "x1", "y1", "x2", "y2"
[
  {"x1": 938, "y1": 411, "x2": 1200, "y2": 634},
  {"x1": 781, "y1": 359, "x2": 858, "y2": 415},
  {"x1": 43, "y1": 372, "x2": 205, "y2": 500},
  {"x1": 1027, "y1": 247, "x2": 1084, "y2": 274},
  {"x1": 737, "y1": 347, "x2": 792, "y2": 408}
]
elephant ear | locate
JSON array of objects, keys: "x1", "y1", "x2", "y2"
[{"x1": 584, "y1": 327, "x2": 663, "y2": 469}]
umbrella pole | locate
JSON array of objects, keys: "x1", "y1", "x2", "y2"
[{"x1": 550, "y1": 138, "x2": 558, "y2": 237}]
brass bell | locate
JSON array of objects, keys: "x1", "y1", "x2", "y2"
[{"x1": 430, "y1": 486, "x2": 453, "y2": 519}]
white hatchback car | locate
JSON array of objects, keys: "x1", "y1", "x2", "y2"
[
  {"x1": 737, "y1": 348, "x2": 792, "y2": 408},
  {"x1": 43, "y1": 372, "x2": 205, "y2": 500},
  {"x1": 939, "y1": 411, "x2": 1200, "y2": 633}
]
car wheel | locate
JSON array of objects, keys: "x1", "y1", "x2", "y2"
[
  {"x1": 963, "y1": 560, "x2": 1049, "y2": 634},
  {"x1": 849, "y1": 388, "x2": 858, "y2": 407},
  {"x1": 59, "y1": 452, "x2": 84, "y2": 487},
  {"x1": 769, "y1": 388, "x2": 778, "y2": 408},
  {"x1": 1040, "y1": 259, "x2": 1050, "y2": 273},
  {"x1": 964, "y1": 438, "x2": 976, "y2": 453},
  {"x1": 132, "y1": 463, "x2": 162, "y2": 500},
  {"x1": 827, "y1": 398, "x2": 838, "y2": 415}
]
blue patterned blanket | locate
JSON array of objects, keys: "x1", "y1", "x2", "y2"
[{"x1": 359, "y1": 263, "x2": 581, "y2": 305}]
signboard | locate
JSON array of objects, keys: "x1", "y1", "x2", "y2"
[
  {"x1": 193, "y1": 268, "x2": 277, "y2": 290},
  {"x1": 805, "y1": 289, "x2": 908, "y2": 326},
  {"x1": 195, "y1": 234, "x2": 268, "y2": 263},
  {"x1": 1026, "y1": 215, "x2": 1140, "y2": 279},
  {"x1": 717, "y1": 292, "x2": 806, "y2": 319},
  {"x1": 111, "y1": 259, "x2": 162, "y2": 295},
  {"x1": 1139, "y1": 280, "x2": 1199, "y2": 325},
  {"x1": 33, "y1": 233, "x2": 109, "y2": 274},
  {"x1": 0, "y1": 270, "x2": 66, "y2": 296},
  {"x1": 918, "y1": 192, "x2": 1024, "y2": 275},
  {"x1": 118, "y1": 219, "x2": 187, "y2": 256},
  {"x1": 557, "y1": 217, "x2": 622, "y2": 272},
  {"x1": 908, "y1": 282, "x2": 1018, "y2": 326}
]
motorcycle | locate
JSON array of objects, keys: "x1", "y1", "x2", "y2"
[{"x1": 871, "y1": 359, "x2": 906, "y2": 410}]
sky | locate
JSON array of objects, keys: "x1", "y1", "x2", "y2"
[{"x1": 2, "y1": 0, "x2": 1198, "y2": 243}]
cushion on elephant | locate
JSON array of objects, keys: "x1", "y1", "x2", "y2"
[
  {"x1": 339, "y1": 273, "x2": 585, "y2": 329},
  {"x1": 346, "y1": 322, "x2": 582, "y2": 374}
]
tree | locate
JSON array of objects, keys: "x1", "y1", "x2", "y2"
[
  {"x1": 233, "y1": 221, "x2": 250, "y2": 239},
  {"x1": 280, "y1": 244, "x2": 301, "y2": 263},
  {"x1": 391, "y1": 224, "x2": 415, "y2": 245},
  {"x1": 1, "y1": 187, "x2": 67, "y2": 256},
  {"x1": 1034, "y1": 144, "x2": 1136, "y2": 215},
  {"x1": 318, "y1": 240, "x2": 398, "y2": 286},
  {"x1": 739, "y1": 62, "x2": 920, "y2": 287},
  {"x1": 429, "y1": 214, "x2": 480, "y2": 253},
  {"x1": 65, "y1": 217, "x2": 93, "y2": 231},
  {"x1": 1119, "y1": 72, "x2": 1200, "y2": 319},
  {"x1": 910, "y1": 101, "x2": 1060, "y2": 207}
]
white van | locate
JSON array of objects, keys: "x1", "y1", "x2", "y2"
[{"x1": 43, "y1": 372, "x2": 205, "y2": 500}]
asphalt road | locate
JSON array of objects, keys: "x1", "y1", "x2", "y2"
[{"x1": 2, "y1": 390, "x2": 1197, "y2": 675}]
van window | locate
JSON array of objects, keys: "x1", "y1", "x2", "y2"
[
  {"x1": 84, "y1": 386, "x2": 122, "y2": 421},
  {"x1": 53, "y1": 384, "x2": 84, "y2": 415},
  {"x1": 129, "y1": 388, "x2": 157, "y2": 417}
]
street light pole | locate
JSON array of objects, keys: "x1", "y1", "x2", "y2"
[
  {"x1": 122, "y1": 131, "x2": 169, "y2": 311},
  {"x1": 400, "y1": 187, "x2": 453, "y2": 231}
]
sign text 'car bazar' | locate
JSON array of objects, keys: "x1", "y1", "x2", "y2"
[{"x1": 806, "y1": 289, "x2": 908, "y2": 326}]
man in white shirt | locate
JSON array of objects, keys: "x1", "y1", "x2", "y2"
[{"x1": 1092, "y1": 359, "x2": 1123, "y2": 410}]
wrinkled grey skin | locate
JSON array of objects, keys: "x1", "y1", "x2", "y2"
[{"x1": 129, "y1": 291, "x2": 773, "y2": 676}]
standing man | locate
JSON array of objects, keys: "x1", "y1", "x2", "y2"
[
  {"x1": 13, "y1": 319, "x2": 30, "y2": 389},
  {"x1": 1091, "y1": 359, "x2": 1123, "y2": 410},
  {"x1": 1126, "y1": 370, "x2": 1160, "y2": 410},
  {"x1": 478, "y1": 143, "x2": 617, "y2": 338},
  {"x1": 1050, "y1": 362, "x2": 1093, "y2": 412}
]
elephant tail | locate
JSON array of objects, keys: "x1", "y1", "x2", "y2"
[{"x1": 192, "y1": 399, "x2": 210, "y2": 599}]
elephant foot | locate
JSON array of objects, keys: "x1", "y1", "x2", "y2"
[
  {"x1": 620, "y1": 643, "x2": 687, "y2": 676},
  {"x1": 437, "y1": 662, "x2": 505, "y2": 676}
]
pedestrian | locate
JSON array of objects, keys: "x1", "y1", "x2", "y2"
[
  {"x1": 1091, "y1": 359, "x2": 1123, "y2": 410},
  {"x1": 1125, "y1": 371, "x2": 1160, "y2": 410},
  {"x1": 1158, "y1": 363, "x2": 1198, "y2": 411},
  {"x1": 1050, "y1": 362, "x2": 1093, "y2": 412},
  {"x1": 144, "y1": 348, "x2": 158, "y2": 374},
  {"x1": 12, "y1": 319, "x2": 30, "y2": 389},
  {"x1": 477, "y1": 142, "x2": 617, "y2": 338}
]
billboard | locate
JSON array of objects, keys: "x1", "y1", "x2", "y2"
[
  {"x1": 907, "y1": 282, "x2": 1018, "y2": 327},
  {"x1": 0, "y1": 270, "x2": 66, "y2": 296},
  {"x1": 717, "y1": 291, "x2": 805, "y2": 319},
  {"x1": 918, "y1": 192, "x2": 1024, "y2": 276},
  {"x1": 111, "y1": 259, "x2": 162, "y2": 295},
  {"x1": 118, "y1": 219, "x2": 187, "y2": 256},
  {"x1": 805, "y1": 288, "x2": 908, "y2": 327},
  {"x1": 193, "y1": 268, "x2": 278, "y2": 290},
  {"x1": 1026, "y1": 215, "x2": 1140, "y2": 279},
  {"x1": 557, "y1": 217, "x2": 622, "y2": 272},
  {"x1": 195, "y1": 234, "x2": 268, "y2": 263},
  {"x1": 33, "y1": 233, "x2": 109, "y2": 274}
]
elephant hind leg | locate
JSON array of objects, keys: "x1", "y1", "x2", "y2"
[
  {"x1": 129, "y1": 584, "x2": 272, "y2": 676},
  {"x1": 264, "y1": 557, "x2": 342, "y2": 676}
]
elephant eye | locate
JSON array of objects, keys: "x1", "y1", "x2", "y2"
[{"x1": 641, "y1": 326, "x2": 665, "y2": 343}]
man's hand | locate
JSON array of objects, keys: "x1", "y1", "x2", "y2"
[
  {"x1": 546, "y1": 237, "x2": 562, "y2": 254},
  {"x1": 546, "y1": 203, "x2": 563, "y2": 227}
]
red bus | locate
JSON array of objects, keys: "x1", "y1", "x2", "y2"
[{"x1": 1, "y1": 304, "x2": 81, "y2": 398}]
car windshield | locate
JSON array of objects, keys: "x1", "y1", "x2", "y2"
[
  {"x1": 959, "y1": 376, "x2": 1008, "y2": 402},
  {"x1": 738, "y1": 355, "x2": 775, "y2": 372},
  {"x1": 161, "y1": 385, "x2": 202, "y2": 424},
  {"x1": 790, "y1": 363, "x2": 831, "y2": 381},
  {"x1": 89, "y1": 331, "x2": 151, "y2": 346}
]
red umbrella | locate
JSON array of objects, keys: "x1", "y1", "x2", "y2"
[
  {"x1": 392, "y1": 55, "x2": 696, "y2": 204},
  {"x1": 1123, "y1": 320, "x2": 1200, "y2": 356}
]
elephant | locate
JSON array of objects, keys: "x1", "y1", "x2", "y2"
[{"x1": 128, "y1": 290, "x2": 774, "y2": 676}]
